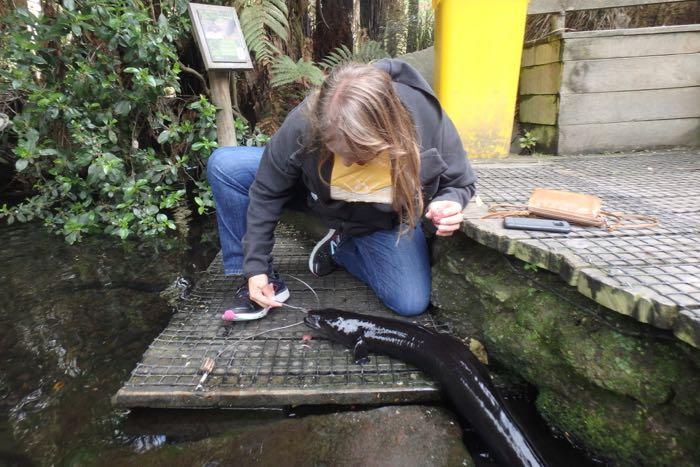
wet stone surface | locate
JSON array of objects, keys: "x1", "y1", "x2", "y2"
[{"x1": 96, "y1": 406, "x2": 474, "y2": 467}]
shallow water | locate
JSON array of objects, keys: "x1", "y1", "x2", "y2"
[
  {"x1": 0, "y1": 217, "x2": 602, "y2": 466},
  {"x1": 0, "y1": 217, "x2": 220, "y2": 466}
]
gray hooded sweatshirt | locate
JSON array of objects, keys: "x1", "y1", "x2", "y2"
[{"x1": 242, "y1": 58, "x2": 477, "y2": 278}]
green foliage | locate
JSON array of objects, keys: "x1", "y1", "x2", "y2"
[
  {"x1": 269, "y1": 40, "x2": 390, "y2": 91},
  {"x1": 0, "y1": 1, "x2": 269, "y2": 244},
  {"x1": 519, "y1": 130, "x2": 538, "y2": 154},
  {"x1": 412, "y1": 8, "x2": 435, "y2": 51},
  {"x1": 235, "y1": 0, "x2": 288, "y2": 64},
  {"x1": 270, "y1": 55, "x2": 325, "y2": 88},
  {"x1": 234, "y1": 116, "x2": 270, "y2": 147},
  {"x1": 320, "y1": 41, "x2": 390, "y2": 69}
]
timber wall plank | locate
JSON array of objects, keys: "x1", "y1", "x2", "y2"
[
  {"x1": 558, "y1": 118, "x2": 700, "y2": 153},
  {"x1": 563, "y1": 24, "x2": 700, "y2": 39},
  {"x1": 559, "y1": 87, "x2": 700, "y2": 124},
  {"x1": 561, "y1": 53, "x2": 700, "y2": 93},
  {"x1": 520, "y1": 95, "x2": 559, "y2": 125},
  {"x1": 520, "y1": 62, "x2": 562, "y2": 95},
  {"x1": 564, "y1": 27, "x2": 700, "y2": 60},
  {"x1": 528, "y1": 0, "x2": 684, "y2": 15},
  {"x1": 522, "y1": 39, "x2": 562, "y2": 67}
]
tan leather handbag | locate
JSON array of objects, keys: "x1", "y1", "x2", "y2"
[{"x1": 483, "y1": 188, "x2": 659, "y2": 231}]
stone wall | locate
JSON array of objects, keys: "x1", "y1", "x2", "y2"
[{"x1": 431, "y1": 232, "x2": 700, "y2": 466}]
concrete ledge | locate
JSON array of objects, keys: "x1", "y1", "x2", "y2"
[{"x1": 461, "y1": 149, "x2": 700, "y2": 348}]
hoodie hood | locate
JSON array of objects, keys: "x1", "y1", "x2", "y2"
[{"x1": 373, "y1": 58, "x2": 438, "y2": 100}]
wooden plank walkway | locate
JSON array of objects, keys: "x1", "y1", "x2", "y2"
[
  {"x1": 463, "y1": 149, "x2": 700, "y2": 348},
  {"x1": 113, "y1": 226, "x2": 446, "y2": 409}
]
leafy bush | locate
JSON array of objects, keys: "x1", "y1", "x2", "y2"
[{"x1": 0, "y1": 1, "x2": 269, "y2": 243}]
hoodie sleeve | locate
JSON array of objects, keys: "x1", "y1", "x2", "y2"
[
  {"x1": 431, "y1": 111, "x2": 477, "y2": 208},
  {"x1": 242, "y1": 109, "x2": 305, "y2": 278}
]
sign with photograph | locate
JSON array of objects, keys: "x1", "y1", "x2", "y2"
[{"x1": 188, "y1": 3, "x2": 253, "y2": 70}]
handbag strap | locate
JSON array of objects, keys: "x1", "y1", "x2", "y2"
[
  {"x1": 600, "y1": 211, "x2": 660, "y2": 231},
  {"x1": 481, "y1": 203, "x2": 530, "y2": 220}
]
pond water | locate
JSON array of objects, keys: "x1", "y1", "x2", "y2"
[
  {"x1": 0, "y1": 217, "x2": 222, "y2": 465},
  {"x1": 0, "y1": 216, "x2": 601, "y2": 466}
]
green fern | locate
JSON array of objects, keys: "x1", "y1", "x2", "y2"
[
  {"x1": 355, "y1": 41, "x2": 391, "y2": 63},
  {"x1": 320, "y1": 41, "x2": 390, "y2": 69},
  {"x1": 270, "y1": 55, "x2": 325, "y2": 88},
  {"x1": 320, "y1": 44, "x2": 353, "y2": 69},
  {"x1": 236, "y1": 0, "x2": 289, "y2": 64}
]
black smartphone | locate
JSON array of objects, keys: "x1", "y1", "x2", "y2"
[{"x1": 503, "y1": 217, "x2": 571, "y2": 233}]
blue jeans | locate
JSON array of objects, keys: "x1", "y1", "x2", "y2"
[{"x1": 206, "y1": 146, "x2": 431, "y2": 316}]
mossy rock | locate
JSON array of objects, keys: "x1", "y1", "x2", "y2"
[
  {"x1": 537, "y1": 385, "x2": 699, "y2": 466},
  {"x1": 431, "y1": 233, "x2": 700, "y2": 465}
]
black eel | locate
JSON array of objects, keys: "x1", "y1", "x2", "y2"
[{"x1": 304, "y1": 308, "x2": 546, "y2": 467}]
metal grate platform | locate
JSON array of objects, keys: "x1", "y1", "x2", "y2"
[
  {"x1": 113, "y1": 226, "x2": 446, "y2": 409},
  {"x1": 463, "y1": 149, "x2": 700, "y2": 348}
]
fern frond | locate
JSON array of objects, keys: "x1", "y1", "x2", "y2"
[
  {"x1": 270, "y1": 56, "x2": 324, "y2": 88},
  {"x1": 320, "y1": 41, "x2": 389, "y2": 69},
  {"x1": 320, "y1": 44, "x2": 353, "y2": 69},
  {"x1": 238, "y1": 0, "x2": 288, "y2": 65},
  {"x1": 355, "y1": 41, "x2": 390, "y2": 62}
]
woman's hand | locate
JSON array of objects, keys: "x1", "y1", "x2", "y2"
[
  {"x1": 248, "y1": 274, "x2": 283, "y2": 309},
  {"x1": 425, "y1": 200, "x2": 464, "y2": 236}
]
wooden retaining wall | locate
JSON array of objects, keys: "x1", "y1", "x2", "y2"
[{"x1": 519, "y1": 24, "x2": 700, "y2": 154}]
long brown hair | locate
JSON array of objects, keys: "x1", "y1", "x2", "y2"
[{"x1": 304, "y1": 62, "x2": 423, "y2": 234}]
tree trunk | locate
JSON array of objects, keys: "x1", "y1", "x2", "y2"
[
  {"x1": 359, "y1": 0, "x2": 385, "y2": 42},
  {"x1": 384, "y1": 0, "x2": 405, "y2": 56},
  {"x1": 351, "y1": 0, "x2": 361, "y2": 49},
  {"x1": 314, "y1": 0, "x2": 353, "y2": 61},
  {"x1": 39, "y1": 0, "x2": 56, "y2": 17},
  {"x1": 287, "y1": 0, "x2": 308, "y2": 60},
  {"x1": 406, "y1": 0, "x2": 419, "y2": 53},
  {"x1": 4, "y1": 0, "x2": 27, "y2": 16}
]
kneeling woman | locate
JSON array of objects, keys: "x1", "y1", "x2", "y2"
[{"x1": 207, "y1": 59, "x2": 476, "y2": 319}]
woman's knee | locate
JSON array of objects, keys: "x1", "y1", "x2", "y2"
[
  {"x1": 381, "y1": 285, "x2": 431, "y2": 317},
  {"x1": 206, "y1": 146, "x2": 262, "y2": 187},
  {"x1": 206, "y1": 147, "x2": 233, "y2": 183}
]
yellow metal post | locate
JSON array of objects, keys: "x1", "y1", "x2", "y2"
[{"x1": 433, "y1": 0, "x2": 528, "y2": 158}]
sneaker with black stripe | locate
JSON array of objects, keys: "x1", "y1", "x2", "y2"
[{"x1": 309, "y1": 229, "x2": 342, "y2": 277}]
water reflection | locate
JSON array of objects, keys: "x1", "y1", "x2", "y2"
[
  {"x1": 0, "y1": 218, "x2": 220, "y2": 465},
  {"x1": 131, "y1": 434, "x2": 167, "y2": 454}
]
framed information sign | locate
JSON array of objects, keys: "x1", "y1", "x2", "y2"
[{"x1": 188, "y1": 3, "x2": 253, "y2": 70}]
